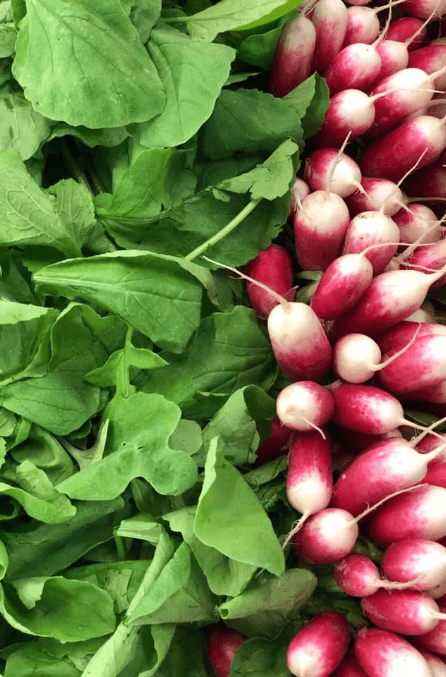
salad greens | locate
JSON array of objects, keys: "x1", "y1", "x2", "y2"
[{"x1": 0, "y1": 0, "x2": 337, "y2": 674}]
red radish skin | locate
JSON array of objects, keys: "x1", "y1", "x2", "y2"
[
  {"x1": 331, "y1": 436, "x2": 446, "y2": 516},
  {"x1": 269, "y1": 15, "x2": 316, "y2": 97},
  {"x1": 287, "y1": 611, "x2": 350, "y2": 677},
  {"x1": 378, "y1": 334, "x2": 446, "y2": 393},
  {"x1": 206, "y1": 625, "x2": 246, "y2": 677},
  {"x1": 402, "y1": 0, "x2": 446, "y2": 19},
  {"x1": 419, "y1": 650, "x2": 446, "y2": 677},
  {"x1": 289, "y1": 176, "x2": 310, "y2": 219},
  {"x1": 245, "y1": 245, "x2": 294, "y2": 320},
  {"x1": 406, "y1": 380, "x2": 446, "y2": 404},
  {"x1": 381, "y1": 538, "x2": 446, "y2": 591},
  {"x1": 341, "y1": 211, "x2": 400, "y2": 275},
  {"x1": 403, "y1": 158, "x2": 446, "y2": 201},
  {"x1": 313, "y1": 89, "x2": 377, "y2": 147},
  {"x1": 414, "y1": 605, "x2": 446, "y2": 655},
  {"x1": 267, "y1": 301, "x2": 333, "y2": 381},
  {"x1": 294, "y1": 190, "x2": 350, "y2": 270},
  {"x1": 346, "y1": 177, "x2": 404, "y2": 217},
  {"x1": 332, "y1": 656, "x2": 369, "y2": 677},
  {"x1": 361, "y1": 588, "x2": 446, "y2": 634},
  {"x1": 334, "y1": 552, "x2": 416, "y2": 597},
  {"x1": 276, "y1": 382, "x2": 334, "y2": 433},
  {"x1": 331, "y1": 383, "x2": 422, "y2": 434},
  {"x1": 359, "y1": 115, "x2": 446, "y2": 182},
  {"x1": 354, "y1": 627, "x2": 433, "y2": 677},
  {"x1": 343, "y1": 6, "x2": 381, "y2": 47},
  {"x1": 376, "y1": 320, "x2": 446, "y2": 354},
  {"x1": 328, "y1": 267, "x2": 446, "y2": 340},
  {"x1": 293, "y1": 507, "x2": 361, "y2": 564},
  {"x1": 404, "y1": 240, "x2": 446, "y2": 290},
  {"x1": 310, "y1": 253, "x2": 373, "y2": 320},
  {"x1": 386, "y1": 16, "x2": 427, "y2": 49},
  {"x1": 376, "y1": 39, "x2": 410, "y2": 81},
  {"x1": 304, "y1": 148, "x2": 364, "y2": 198},
  {"x1": 311, "y1": 0, "x2": 348, "y2": 75},
  {"x1": 409, "y1": 45, "x2": 446, "y2": 89},
  {"x1": 367, "y1": 484, "x2": 446, "y2": 547},
  {"x1": 254, "y1": 418, "x2": 292, "y2": 467},
  {"x1": 286, "y1": 430, "x2": 333, "y2": 523},
  {"x1": 324, "y1": 43, "x2": 383, "y2": 96},
  {"x1": 394, "y1": 203, "x2": 441, "y2": 246}
]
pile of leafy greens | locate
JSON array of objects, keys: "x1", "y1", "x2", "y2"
[{"x1": 0, "y1": 0, "x2": 369, "y2": 675}]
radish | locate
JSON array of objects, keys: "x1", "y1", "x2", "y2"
[
  {"x1": 334, "y1": 552, "x2": 420, "y2": 597},
  {"x1": 276, "y1": 382, "x2": 334, "y2": 434},
  {"x1": 367, "y1": 484, "x2": 446, "y2": 547},
  {"x1": 328, "y1": 265, "x2": 446, "y2": 340},
  {"x1": 403, "y1": 156, "x2": 446, "y2": 201},
  {"x1": 402, "y1": 0, "x2": 446, "y2": 19},
  {"x1": 414, "y1": 604, "x2": 446, "y2": 655},
  {"x1": 375, "y1": 39, "x2": 411, "y2": 80},
  {"x1": 376, "y1": 319, "x2": 446, "y2": 353},
  {"x1": 293, "y1": 189, "x2": 350, "y2": 270},
  {"x1": 343, "y1": 1, "x2": 406, "y2": 48},
  {"x1": 361, "y1": 588, "x2": 446, "y2": 635},
  {"x1": 310, "y1": 253, "x2": 373, "y2": 320},
  {"x1": 324, "y1": 41, "x2": 383, "y2": 96},
  {"x1": 359, "y1": 115, "x2": 446, "y2": 182},
  {"x1": 287, "y1": 611, "x2": 350, "y2": 677},
  {"x1": 334, "y1": 425, "x2": 403, "y2": 453},
  {"x1": 331, "y1": 435, "x2": 446, "y2": 516},
  {"x1": 386, "y1": 16, "x2": 427, "y2": 49},
  {"x1": 267, "y1": 300, "x2": 332, "y2": 381},
  {"x1": 394, "y1": 203, "x2": 442, "y2": 246},
  {"x1": 407, "y1": 380, "x2": 446, "y2": 404},
  {"x1": 269, "y1": 13, "x2": 316, "y2": 97},
  {"x1": 311, "y1": 0, "x2": 348, "y2": 75},
  {"x1": 289, "y1": 176, "x2": 310, "y2": 219},
  {"x1": 206, "y1": 625, "x2": 246, "y2": 677},
  {"x1": 381, "y1": 538, "x2": 446, "y2": 591},
  {"x1": 419, "y1": 650, "x2": 446, "y2": 677},
  {"x1": 313, "y1": 89, "x2": 378, "y2": 147},
  {"x1": 254, "y1": 418, "x2": 293, "y2": 467},
  {"x1": 332, "y1": 656, "x2": 369, "y2": 677},
  {"x1": 330, "y1": 383, "x2": 429, "y2": 434},
  {"x1": 354, "y1": 627, "x2": 433, "y2": 677},
  {"x1": 377, "y1": 333, "x2": 446, "y2": 393},
  {"x1": 346, "y1": 177, "x2": 405, "y2": 217},
  {"x1": 409, "y1": 44, "x2": 446, "y2": 89},
  {"x1": 245, "y1": 244, "x2": 294, "y2": 319},
  {"x1": 304, "y1": 147, "x2": 365, "y2": 198},
  {"x1": 406, "y1": 301, "x2": 436, "y2": 322},
  {"x1": 403, "y1": 239, "x2": 446, "y2": 289},
  {"x1": 341, "y1": 210, "x2": 400, "y2": 275}
]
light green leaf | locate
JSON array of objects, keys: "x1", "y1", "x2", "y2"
[
  {"x1": 0, "y1": 93, "x2": 51, "y2": 160},
  {"x1": 46, "y1": 180, "x2": 96, "y2": 252},
  {"x1": 33, "y1": 251, "x2": 204, "y2": 353},
  {"x1": 0, "y1": 24, "x2": 16, "y2": 57},
  {"x1": 194, "y1": 438, "x2": 285, "y2": 576},
  {"x1": 13, "y1": 0, "x2": 165, "y2": 128},
  {"x1": 5, "y1": 643, "x2": 82, "y2": 677},
  {"x1": 284, "y1": 73, "x2": 330, "y2": 140},
  {"x1": 136, "y1": 26, "x2": 235, "y2": 148},
  {"x1": 84, "y1": 345, "x2": 167, "y2": 388},
  {"x1": 229, "y1": 636, "x2": 291, "y2": 677}
]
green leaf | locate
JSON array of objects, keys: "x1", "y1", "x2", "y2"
[
  {"x1": 46, "y1": 180, "x2": 96, "y2": 252},
  {"x1": 283, "y1": 74, "x2": 330, "y2": 140},
  {"x1": 57, "y1": 392, "x2": 198, "y2": 500},
  {"x1": 149, "y1": 625, "x2": 210, "y2": 677},
  {"x1": 0, "y1": 24, "x2": 16, "y2": 57},
  {"x1": 84, "y1": 345, "x2": 167, "y2": 388},
  {"x1": 13, "y1": 0, "x2": 165, "y2": 128},
  {"x1": 0, "y1": 577, "x2": 116, "y2": 641},
  {"x1": 200, "y1": 88, "x2": 302, "y2": 160},
  {"x1": 0, "y1": 93, "x2": 51, "y2": 160},
  {"x1": 184, "y1": 0, "x2": 300, "y2": 41},
  {"x1": 11, "y1": 426, "x2": 75, "y2": 485},
  {"x1": 130, "y1": 0, "x2": 162, "y2": 43},
  {"x1": 229, "y1": 635, "x2": 291, "y2": 676},
  {"x1": 194, "y1": 438, "x2": 285, "y2": 576},
  {"x1": 136, "y1": 26, "x2": 235, "y2": 148},
  {"x1": 33, "y1": 251, "x2": 204, "y2": 354},
  {"x1": 5, "y1": 643, "x2": 82, "y2": 677},
  {"x1": 142, "y1": 306, "x2": 277, "y2": 418}
]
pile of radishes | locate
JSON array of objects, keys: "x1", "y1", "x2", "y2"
[{"x1": 206, "y1": 0, "x2": 446, "y2": 675}]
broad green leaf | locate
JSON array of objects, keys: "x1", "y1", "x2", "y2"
[
  {"x1": 130, "y1": 0, "x2": 162, "y2": 43},
  {"x1": 46, "y1": 124, "x2": 129, "y2": 149},
  {"x1": 142, "y1": 306, "x2": 277, "y2": 418},
  {"x1": 296, "y1": 74, "x2": 330, "y2": 140},
  {"x1": 0, "y1": 251, "x2": 40, "y2": 305},
  {"x1": 165, "y1": 506, "x2": 256, "y2": 597},
  {"x1": 84, "y1": 345, "x2": 167, "y2": 388},
  {"x1": 57, "y1": 392, "x2": 198, "y2": 500},
  {"x1": 46, "y1": 180, "x2": 96, "y2": 252},
  {"x1": 216, "y1": 139, "x2": 298, "y2": 201},
  {"x1": 0, "y1": 93, "x2": 51, "y2": 160},
  {"x1": 13, "y1": 0, "x2": 165, "y2": 128},
  {"x1": 13, "y1": 460, "x2": 76, "y2": 521},
  {"x1": 2, "y1": 497, "x2": 130, "y2": 581},
  {"x1": 200, "y1": 88, "x2": 302, "y2": 159},
  {"x1": 0, "y1": 24, "x2": 15, "y2": 57},
  {"x1": 33, "y1": 251, "x2": 204, "y2": 353},
  {"x1": 219, "y1": 568, "x2": 317, "y2": 638},
  {"x1": 0, "y1": 150, "x2": 84, "y2": 257},
  {"x1": 184, "y1": 0, "x2": 299, "y2": 41},
  {"x1": 11, "y1": 0, "x2": 26, "y2": 25},
  {"x1": 194, "y1": 438, "x2": 285, "y2": 576},
  {"x1": 237, "y1": 23, "x2": 282, "y2": 70},
  {"x1": 11, "y1": 427, "x2": 74, "y2": 485},
  {"x1": 0, "y1": 577, "x2": 116, "y2": 641},
  {"x1": 229, "y1": 636, "x2": 290, "y2": 677},
  {"x1": 136, "y1": 26, "x2": 235, "y2": 148},
  {"x1": 150, "y1": 625, "x2": 210, "y2": 677},
  {"x1": 5, "y1": 643, "x2": 82, "y2": 677}
]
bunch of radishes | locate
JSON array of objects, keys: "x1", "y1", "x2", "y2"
[{"x1": 202, "y1": 1, "x2": 446, "y2": 675}]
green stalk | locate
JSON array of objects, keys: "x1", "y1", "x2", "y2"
[{"x1": 185, "y1": 197, "x2": 262, "y2": 262}]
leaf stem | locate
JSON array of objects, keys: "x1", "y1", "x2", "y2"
[
  {"x1": 60, "y1": 140, "x2": 94, "y2": 197},
  {"x1": 185, "y1": 197, "x2": 262, "y2": 261}
]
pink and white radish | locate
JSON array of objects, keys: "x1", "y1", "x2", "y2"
[
  {"x1": 293, "y1": 189, "x2": 350, "y2": 269},
  {"x1": 289, "y1": 176, "x2": 310, "y2": 219},
  {"x1": 267, "y1": 301, "x2": 333, "y2": 381},
  {"x1": 341, "y1": 210, "x2": 400, "y2": 275},
  {"x1": 313, "y1": 89, "x2": 379, "y2": 147},
  {"x1": 376, "y1": 319, "x2": 446, "y2": 353},
  {"x1": 311, "y1": 0, "x2": 348, "y2": 75},
  {"x1": 245, "y1": 245, "x2": 294, "y2": 320},
  {"x1": 276, "y1": 382, "x2": 334, "y2": 433},
  {"x1": 270, "y1": 13, "x2": 316, "y2": 97},
  {"x1": 367, "y1": 484, "x2": 446, "y2": 547},
  {"x1": 394, "y1": 203, "x2": 442, "y2": 247},
  {"x1": 334, "y1": 552, "x2": 420, "y2": 597},
  {"x1": 409, "y1": 44, "x2": 446, "y2": 89},
  {"x1": 304, "y1": 147, "x2": 365, "y2": 197},
  {"x1": 324, "y1": 34, "x2": 386, "y2": 95},
  {"x1": 381, "y1": 537, "x2": 446, "y2": 591},
  {"x1": 254, "y1": 418, "x2": 293, "y2": 467},
  {"x1": 386, "y1": 16, "x2": 427, "y2": 49},
  {"x1": 418, "y1": 650, "x2": 446, "y2": 677},
  {"x1": 346, "y1": 177, "x2": 405, "y2": 217},
  {"x1": 206, "y1": 625, "x2": 246, "y2": 677},
  {"x1": 361, "y1": 588, "x2": 446, "y2": 635},
  {"x1": 402, "y1": 0, "x2": 446, "y2": 19},
  {"x1": 287, "y1": 611, "x2": 350, "y2": 677},
  {"x1": 377, "y1": 333, "x2": 446, "y2": 393},
  {"x1": 403, "y1": 156, "x2": 446, "y2": 201},
  {"x1": 403, "y1": 239, "x2": 446, "y2": 289},
  {"x1": 354, "y1": 627, "x2": 433, "y2": 677},
  {"x1": 414, "y1": 605, "x2": 446, "y2": 655},
  {"x1": 332, "y1": 655, "x2": 369, "y2": 677}
]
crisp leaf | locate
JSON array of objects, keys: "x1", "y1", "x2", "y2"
[{"x1": 0, "y1": 93, "x2": 51, "y2": 160}]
